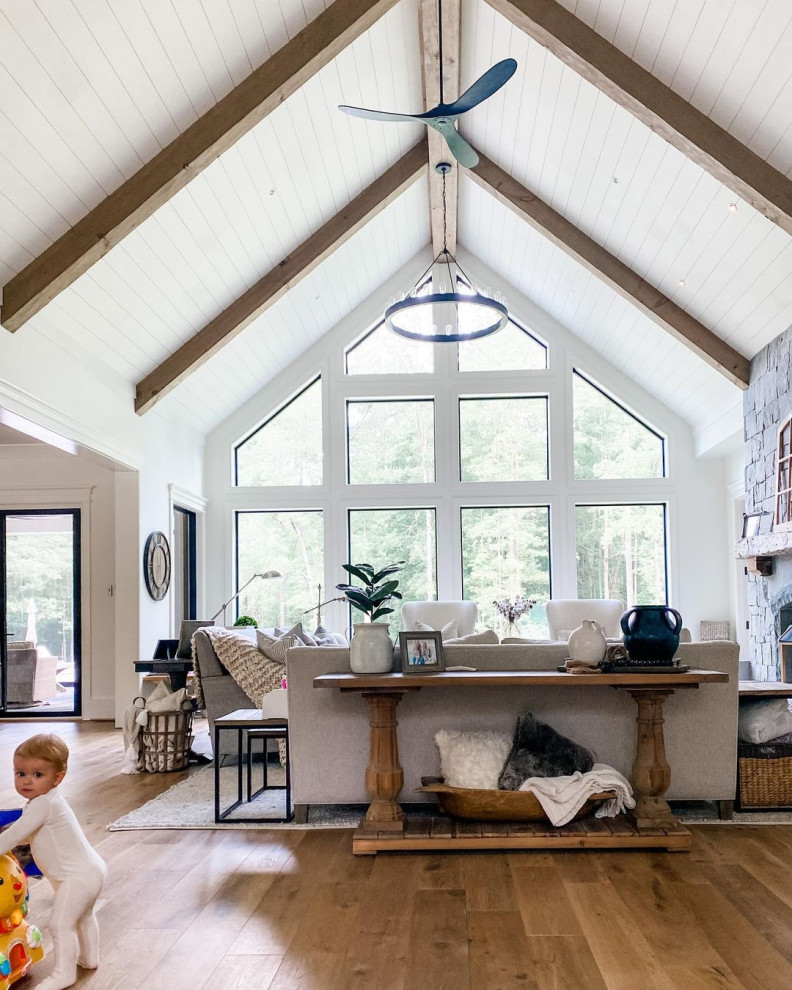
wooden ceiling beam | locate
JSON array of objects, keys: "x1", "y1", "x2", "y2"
[
  {"x1": 135, "y1": 142, "x2": 428, "y2": 414},
  {"x1": 419, "y1": 0, "x2": 460, "y2": 256},
  {"x1": 470, "y1": 151, "x2": 751, "y2": 388},
  {"x1": 0, "y1": 0, "x2": 400, "y2": 334},
  {"x1": 487, "y1": 0, "x2": 792, "y2": 237}
]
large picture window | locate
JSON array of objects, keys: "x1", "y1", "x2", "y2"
[
  {"x1": 347, "y1": 399, "x2": 435, "y2": 485},
  {"x1": 459, "y1": 397, "x2": 548, "y2": 482},
  {"x1": 461, "y1": 506, "x2": 551, "y2": 637},
  {"x1": 235, "y1": 510, "x2": 324, "y2": 629},
  {"x1": 573, "y1": 371, "x2": 665, "y2": 479},
  {"x1": 348, "y1": 508, "x2": 437, "y2": 636},
  {"x1": 575, "y1": 504, "x2": 668, "y2": 606},
  {"x1": 235, "y1": 378, "x2": 323, "y2": 487}
]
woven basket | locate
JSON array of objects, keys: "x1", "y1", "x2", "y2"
[
  {"x1": 141, "y1": 699, "x2": 194, "y2": 773},
  {"x1": 417, "y1": 777, "x2": 615, "y2": 822},
  {"x1": 738, "y1": 741, "x2": 792, "y2": 808}
]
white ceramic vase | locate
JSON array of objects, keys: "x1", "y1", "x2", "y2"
[
  {"x1": 349, "y1": 622, "x2": 393, "y2": 674},
  {"x1": 567, "y1": 619, "x2": 607, "y2": 664}
]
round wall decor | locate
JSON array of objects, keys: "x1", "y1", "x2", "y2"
[{"x1": 143, "y1": 530, "x2": 171, "y2": 601}]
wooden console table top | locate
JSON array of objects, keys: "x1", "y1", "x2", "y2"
[{"x1": 314, "y1": 668, "x2": 728, "y2": 690}]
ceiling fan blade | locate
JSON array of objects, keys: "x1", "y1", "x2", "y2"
[
  {"x1": 432, "y1": 123, "x2": 479, "y2": 168},
  {"x1": 339, "y1": 104, "x2": 426, "y2": 124},
  {"x1": 446, "y1": 59, "x2": 518, "y2": 115}
]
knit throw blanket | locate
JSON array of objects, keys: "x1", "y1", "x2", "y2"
[{"x1": 192, "y1": 627, "x2": 286, "y2": 712}]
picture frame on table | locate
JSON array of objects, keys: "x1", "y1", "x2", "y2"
[{"x1": 399, "y1": 630, "x2": 445, "y2": 673}]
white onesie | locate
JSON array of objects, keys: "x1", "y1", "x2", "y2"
[{"x1": 0, "y1": 788, "x2": 106, "y2": 990}]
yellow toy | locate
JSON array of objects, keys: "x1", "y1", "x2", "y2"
[{"x1": 0, "y1": 853, "x2": 44, "y2": 989}]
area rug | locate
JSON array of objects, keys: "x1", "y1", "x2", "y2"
[
  {"x1": 108, "y1": 766, "x2": 365, "y2": 831},
  {"x1": 673, "y1": 803, "x2": 792, "y2": 824},
  {"x1": 109, "y1": 769, "x2": 792, "y2": 831}
]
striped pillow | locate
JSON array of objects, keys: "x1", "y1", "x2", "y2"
[{"x1": 256, "y1": 631, "x2": 299, "y2": 664}]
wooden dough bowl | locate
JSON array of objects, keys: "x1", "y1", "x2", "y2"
[{"x1": 417, "y1": 777, "x2": 616, "y2": 822}]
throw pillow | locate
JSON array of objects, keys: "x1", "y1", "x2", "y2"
[
  {"x1": 498, "y1": 713, "x2": 594, "y2": 790},
  {"x1": 738, "y1": 699, "x2": 792, "y2": 744},
  {"x1": 434, "y1": 730, "x2": 512, "y2": 790},
  {"x1": 444, "y1": 630, "x2": 499, "y2": 645},
  {"x1": 255, "y1": 631, "x2": 300, "y2": 664},
  {"x1": 413, "y1": 619, "x2": 458, "y2": 641},
  {"x1": 313, "y1": 625, "x2": 348, "y2": 646}
]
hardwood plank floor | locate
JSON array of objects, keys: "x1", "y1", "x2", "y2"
[{"x1": 2, "y1": 721, "x2": 792, "y2": 989}]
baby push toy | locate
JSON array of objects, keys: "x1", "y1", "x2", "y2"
[{"x1": 0, "y1": 852, "x2": 44, "y2": 988}]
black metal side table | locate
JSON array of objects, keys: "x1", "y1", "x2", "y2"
[{"x1": 213, "y1": 709, "x2": 291, "y2": 823}]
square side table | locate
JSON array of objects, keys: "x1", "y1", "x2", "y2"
[{"x1": 213, "y1": 709, "x2": 291, "y2": 823}]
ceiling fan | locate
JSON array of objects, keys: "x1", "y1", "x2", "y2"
[{"x1": 339, "y1": 1, "x2": 516, "y2": 169}]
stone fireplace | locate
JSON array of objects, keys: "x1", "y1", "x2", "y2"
[{"x1": 740, "y1": 324, "x2": 792, "y2": 679}]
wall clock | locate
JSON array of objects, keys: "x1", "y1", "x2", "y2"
[{"x1": 144, "y1": 531, "x2": 171, "y2": 601}]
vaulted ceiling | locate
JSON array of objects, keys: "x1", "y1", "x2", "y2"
[{"x1": 2, "y1": 0, "x2": 792, "y2": 447}]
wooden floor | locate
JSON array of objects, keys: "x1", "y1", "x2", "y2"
[{"x1": 2, "y1": 722, "x2": 792, "y2": 990}]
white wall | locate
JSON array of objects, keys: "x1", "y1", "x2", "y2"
[
  {"x1": 0, "y1": 443, "x2": 123, "y2": 718},
  {"x1": 203, "y1": 250, "x2": 735, "y2": 640},
  {"x1": 130, "y1": 411, "x2": 205, "y2": 722},
  {"x1": 0, "y1": 313, "x2": 141, "y2": 469}
]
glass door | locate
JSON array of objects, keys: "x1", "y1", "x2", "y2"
[{"x1": 0, "y1": 509, "x2": 81, "y2": 716}]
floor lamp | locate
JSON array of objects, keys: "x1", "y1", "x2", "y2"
[{"x1": 211, "y1": 570, "x2": 283, "y2": 626}]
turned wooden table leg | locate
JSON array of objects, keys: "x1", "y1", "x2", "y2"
[
  {"x1": 628, "y1": 688, "x2": 677, "y2": 829},
  {"x1": 362, "y1": 691, "x2": 405, "y2": 832}
]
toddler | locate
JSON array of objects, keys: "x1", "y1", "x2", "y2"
[{"x1": 0, "y1": 734, "x2": 107, "y2": 990}]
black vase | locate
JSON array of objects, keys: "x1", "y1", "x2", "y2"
[{"x1": 620, "y1": 605, "x2": 683, "y2": 665}]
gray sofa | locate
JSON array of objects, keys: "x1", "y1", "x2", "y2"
[{"x1": 285, "y1": 640, "x2": 739, "y2": 820}]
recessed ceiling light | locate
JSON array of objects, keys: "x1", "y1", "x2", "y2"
[
  {"x1": 728, "y1": 202, "x2": 738, "y2": 212},
  {"x1": 677, "y1": 279, "x2": 686, "y2": 287}
]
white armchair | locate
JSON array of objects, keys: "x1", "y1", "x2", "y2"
[
  {"x1": 545, "y1": 599, "x2": 624, "y2": 640},
  {"x1": 400, "y1": 601, "x2": 478, "y2": 637}
]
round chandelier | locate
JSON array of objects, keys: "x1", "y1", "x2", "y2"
[{"x1": 385, "y1": 167, "x2": 508, "y2": 343}]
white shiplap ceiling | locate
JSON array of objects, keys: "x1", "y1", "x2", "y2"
[{"x1": 2, "y1": 0, "x2": 792, "y2": 444}]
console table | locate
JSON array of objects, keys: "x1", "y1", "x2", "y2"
[{"x1": 314, "y1": 669, "x2": 728, "y2": 855}]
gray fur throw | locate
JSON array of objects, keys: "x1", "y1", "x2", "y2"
[{"x1": 498, "y1": 713, "x2": 594, "y2": 790}]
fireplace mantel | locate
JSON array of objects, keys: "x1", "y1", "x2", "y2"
[{"x1": 736, "y1": 531, "x2": 792, "y2": 575}]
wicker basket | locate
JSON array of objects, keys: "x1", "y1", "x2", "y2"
[
  {"x1": 140, "y1": 698, "x2": 194, "y2": 773},
  {"x1": 738, "y1": 741, "x2": 792, "y2": 808}
]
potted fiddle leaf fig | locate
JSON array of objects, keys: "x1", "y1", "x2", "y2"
[
  {"x1": 336, "y1": 561, "x2": 405, "y2": 674},
  {"x1": 336, "y1": 561, "x2": 405, "y2": 621}
]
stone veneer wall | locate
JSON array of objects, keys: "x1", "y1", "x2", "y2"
[{"x1": 744, "y1": 323, "x2": 792, "y2": 679}]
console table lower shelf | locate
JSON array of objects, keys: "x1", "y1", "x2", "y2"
[
  {"x1": 313, "y1": 669, "x2": 729, "y2": 855},
  {"x1": 352, "y1": 812, "x2": 692, "y2": 854}
]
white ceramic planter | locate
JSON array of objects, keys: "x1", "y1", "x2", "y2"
[
  {"x1": 567, "y1": 619, "x2": 607, "y2": 663},
  {"x1": 349, "y1": 622, "x2": 393, "y2": 674}
]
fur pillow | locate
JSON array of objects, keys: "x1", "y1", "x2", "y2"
[
  {"x1": 434, "y1": 730, "x2": 512, "y2": 790},
  {"x1": 414, "y1": 619, "x2": 458, "y2": 641},
  {"x1": 498, "y1": 714, "x2": 594, "y2": 790}
]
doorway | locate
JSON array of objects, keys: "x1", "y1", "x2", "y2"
[
  {"x1": 0, "y1": 509, "x2": 81, "y2": 716},
  {"x1": 173, "y1": 506, "x2": 197, "y2": 627}
]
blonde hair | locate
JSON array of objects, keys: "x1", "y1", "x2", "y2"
[{"x1": 15, "y1": 734, "x2": 69, "y2": 773}]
